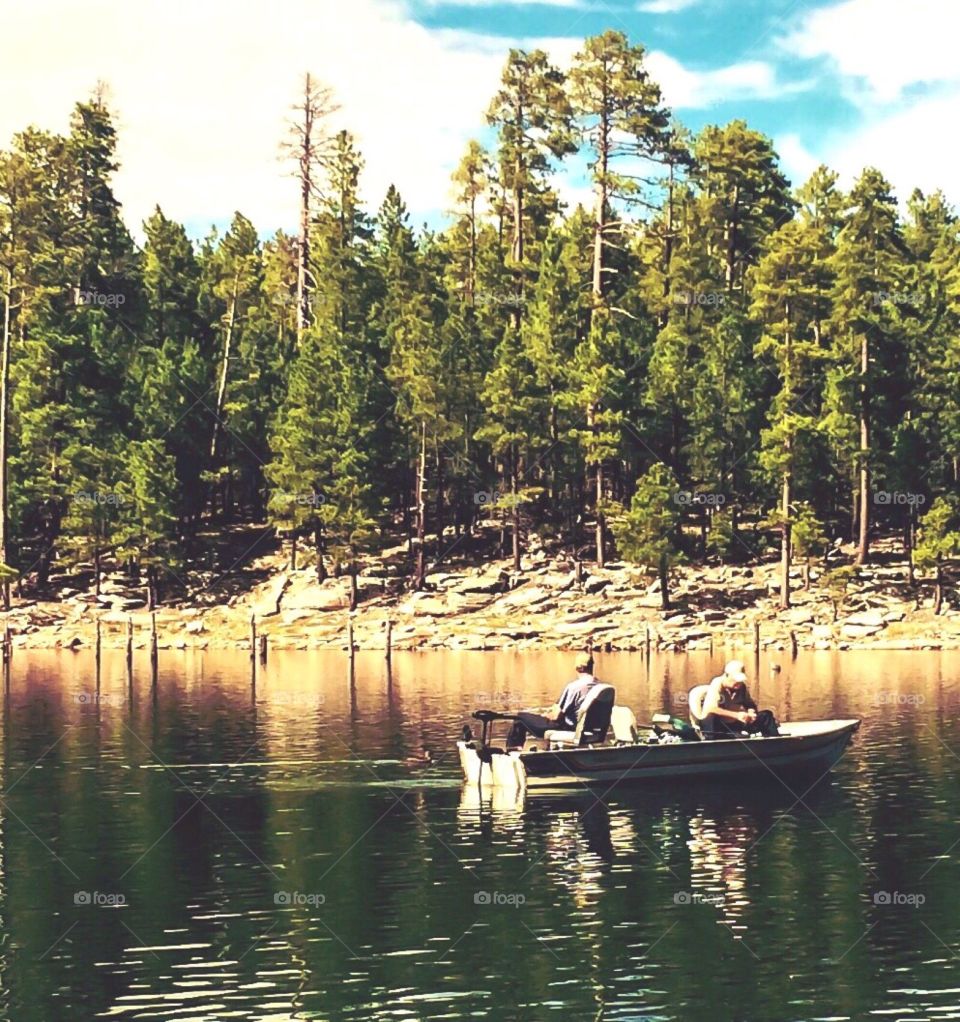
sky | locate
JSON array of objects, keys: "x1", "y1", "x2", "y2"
[{"x1": 1, "y1": 0, "x2": 956, "y2": 240}]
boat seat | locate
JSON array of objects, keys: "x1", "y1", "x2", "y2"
[
  {"x1": 544, "y1": 684, "x2": 616, "y2": 748},
  {"x1": 688, "y1": 684, "x2": 710, "y2": 727},
  {"x1": 610, "y1": 705, "x2": 638, "y2": 743}
]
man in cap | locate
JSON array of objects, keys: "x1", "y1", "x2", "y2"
[
  {"x1": 507, "y1": 651, "x2": 602, "y2": 746},
  {"x1": 699, "y1": 660, "x2": 779, "y2": 738}
]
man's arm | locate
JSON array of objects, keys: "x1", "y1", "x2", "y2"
[{"x1": 701, "y1": 680, "x2": 751, "y2": 724}]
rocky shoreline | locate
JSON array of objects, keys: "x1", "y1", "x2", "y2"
[{"x1": 6, "y1": 538, "x2": 959, "y2": 654}]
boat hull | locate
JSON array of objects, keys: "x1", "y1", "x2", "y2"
[{"x1": 458, "y1": 719, "x2": 860, "y2": 789}]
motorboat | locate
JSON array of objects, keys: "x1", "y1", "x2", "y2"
[{"x1": 457, "y1": 684, "x2": 860, "y2": 790}]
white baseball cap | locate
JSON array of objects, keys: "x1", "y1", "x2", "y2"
[{"x1": 724, "y1": 660, "x2": 748, "y2": 684}]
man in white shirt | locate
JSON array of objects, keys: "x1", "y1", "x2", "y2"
[{"x1": 700, "y1": 660, "x2": 779, "y2": 738}]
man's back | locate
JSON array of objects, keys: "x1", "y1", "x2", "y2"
[{"x1": 557, "y1": 673, "x2": 601, "y2": 728}]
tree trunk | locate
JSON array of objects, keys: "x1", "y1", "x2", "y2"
[
  {"x1": 146, "y1": 566, "x2": 157, "y2": 610},
  {"x1": 315, "y1": 525, "x2": 327, "y2": 582},
  {"x1": 905, "y1": 506, "x2": 915, "y2": 584},
  {"x1": 659, "y1": 552, "x2": 670, "y2": 611},
  {"x1": 856, "y1": 333, "x2": 871, "y2": 565},
  {"x1": 511, "y1": 145, "x2": 524, "y2": 333},
  {"x1": 296, "y1": 77, "x2": 314, "y2": 346},
  {"x1": 780, "y1": 443, "x2": 792, "y2": 611},
  {"x1": 210, "y1": 270, "x2": 241, "y2": 465},
  {"x1": 434, "y1": 444, "x2": 444, "y2": 565},
  {"x1": 0, "y1": 269, "x2": 12, "y2": 610},
  {"x1": 595, "y1": 459, "x2": 606, "y2": 568},
  {"x1": 414, "y1": 421, "x2": 426, "y2": 590},
  {"x1": 726, "y1": 185, "x2": 740, "y2": 291},
  {"x1": 349, "y1": 553, "x2": 358, "y2": 611},
  {"x1": 592, "y1": 109, "x2": 608, "y2": 300},
  {"x1": 660, "y1": 164, "x2": 675, "y2": 328},
  {"x1": 511, "y1": 449, "x2": 521, "y2": 573}
]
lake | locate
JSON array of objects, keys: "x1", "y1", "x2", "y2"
[{"x1": 1, "y1": 648, "x2": 958, "y2": 1021}]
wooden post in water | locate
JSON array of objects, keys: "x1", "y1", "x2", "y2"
[
  {"x1": 347, "y1": 614, "x2": 355, "y2": 659},
  {"x1": 384, "y1": 619, "x2": 392, "y2": 663},
  {"x1": 249, "y1": 614, "x2": 257, "y2": 660},
  {"x1": 789, "y1": 630, "x2": 798, "y2": 658},
  {"x1": 259, "y1": 633, "x2": 268, "y2": 663},
  {"x1": 753, "y1": 620, "x2": 761, "y2": 653},
  {"x1": 126, "y1": 616, "x2": 133, "y2": 670},
  {"x1": 2, "y1": 620, "x2": 10, "y2": 664},
  {"x1": 645, "y1": 625, "x2": 651, "y2": 659},
  {"x1": 95, "y1": 616, "x2": 102, "y2": 663},
  {"x1": 150, "y1": 612, "x2": 158, "y2": 664}
]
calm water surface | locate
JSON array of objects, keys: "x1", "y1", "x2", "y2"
[{"x1": 1, "y1": 649, "x2": 959, "y2": 1021}]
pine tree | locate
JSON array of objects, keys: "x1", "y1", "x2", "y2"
[
  {"x1": 475, "y1": 328, "x2": 547, "y2": 571},
  {"x1": 609, "y1": 462, "x2": 682, "y2": 609},
  {"x1": 913, "y1": 497, "x2": 960, "y2": 614},
  {"x1": 826, "y1": 168, "x2": 910, "y2": 564},
  {"x1": 487, "y1": 49, "x2": 575, "y2": 327},
  {"x1": 569, "y1": 30, "x2": 670, "y2": 301},
  {"x1": 751, "y1": 210, "x2": 833, "y2": 608}
]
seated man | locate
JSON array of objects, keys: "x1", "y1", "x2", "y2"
[
  {"x1": 699, "y1": 660, "x2": 779, "y2": 739},
  {"x1": 507, "y1": 652, "x2": 601, "y2": 746}
]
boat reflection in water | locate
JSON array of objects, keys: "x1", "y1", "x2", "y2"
[
  {"x1": 458, "y1": 784, "x2": 638, "y2": 906},
  {"x1": 686, "y1": 811, "x2": 757, "y2": 935},
  {"x1": 458, "y1": 770, "x2": 852, "y2": 948}
]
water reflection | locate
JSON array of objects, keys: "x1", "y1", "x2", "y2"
[{"x1": 0, "y1": 648, "x2": 959, "y2": 1021}]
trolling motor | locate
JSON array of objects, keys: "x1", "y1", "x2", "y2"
[{"x1": 470, "y1": 709, "x2": 520, "y2": 762}]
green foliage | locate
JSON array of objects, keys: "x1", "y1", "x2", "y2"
[
  {"x1": 791, "y1": 502, "x2": 828, "y2": 561},
  {"x1": 914, "y1": 497, "x2": 960, "y2": 573},
  {"x1": 609, "y1": 462, "x2": 682, "y2": 572},
  {"x1": 0, "y1": 55, "x2": 958, "y2": 608},
  {"x1": 705, "y1": 508, "x2": 734, "y2": 562}
]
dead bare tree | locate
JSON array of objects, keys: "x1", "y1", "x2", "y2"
[{"x1": 280, "y1": 73, "x2": 339, "y2": 346}]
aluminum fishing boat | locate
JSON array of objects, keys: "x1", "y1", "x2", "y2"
[{"x1": 458, "y1": 688, "x2": 860, "y2": 790}]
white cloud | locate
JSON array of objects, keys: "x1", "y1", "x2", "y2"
[
  {"x1": 646, "y1": 52, "x2": 779, "y2": 107},
  {"x1": 637, "y1": 0, "x2": 700, "y2": 13},
  {"x1": 424, "y1": 0, "x2": 583, "y2": 6},
  {"x1": 0, "y1": 0, "x2": 507, "y2": 237},
  {"x1": 774, "y1": 133, "x2": 821, "y2": 190},
  {"x1": 0, "y1": 0, "x2": 823, "y2": 240},
  {"x1": 784, "y1": 0, "x2": 960, "y2": 104},
  {"x1": 821, "y1": 94, "x2": 960, "y2": 205},
  {"x1": 780, "y1": 0, "x2": 960, "y2": 208}
]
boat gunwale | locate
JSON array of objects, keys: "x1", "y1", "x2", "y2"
[{"x1": 513, "y1": 717, "x2": 861, "y2": 764}]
